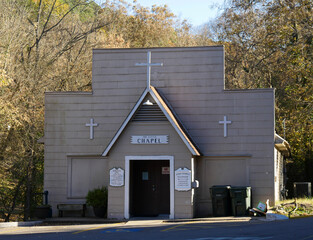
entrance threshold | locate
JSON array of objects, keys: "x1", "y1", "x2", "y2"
[
  {"x1": 126, "y1": 215, "x2": 169, "y2": 226},
  {"x1": 130, "y1": 215, "x2": 170, "y2": 221}
]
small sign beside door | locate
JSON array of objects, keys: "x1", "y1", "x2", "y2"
[
  {"x1": 110, "y1": 168, "x2": 124, "y2": 187},
  {"x1": 175, "y1": 168, "x2": 191, "y2": 191},
  {"x1": 162, "y1": 167, "x2": 170, "y2": 175}
]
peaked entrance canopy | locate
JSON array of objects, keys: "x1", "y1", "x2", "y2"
[{"x1": 102, "y1": 86, "x2": 201, "y2": 156}]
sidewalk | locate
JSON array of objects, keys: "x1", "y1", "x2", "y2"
[
  {"x1": 0, "y1": 221, "x2": 43, "y2": 228},
  {"x1": 0, "y1": 217, "x2": 124, "y2": 228},
  {"x1": 42, "y1": 216, "x2": 261, "y2": 225},
  {"x1": 164, "y1": 216, "x2": 260, "y2": 223},
  {"x1": 0, "y1": 216, "x2": 264, "y2": 228}
]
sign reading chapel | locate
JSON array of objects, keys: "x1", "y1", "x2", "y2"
[{"x1": 131, "y1": 135, "x2": 168, "y2": 144}]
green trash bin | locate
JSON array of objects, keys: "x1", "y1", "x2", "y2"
[
  {"x1": 230, "y1": 186, "x2": 251, "y2": 216},
  {"x1": 210, "y1": 185, "x2": 232, "y2": 217}
]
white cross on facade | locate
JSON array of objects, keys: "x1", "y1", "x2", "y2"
[
  {"x1": 219, "y1": 116, "x2": 232, "y2": 137},
  {"x1": 85, "y1": 118, "x2": 98, "y2": 140},
  {"x1": 135, "y1": 51, "x2": 163, "y2": 89}
]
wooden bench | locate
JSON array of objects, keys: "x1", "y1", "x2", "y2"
[{"x1": 57, "y1": 204, "x2": 86, "y2": 217}]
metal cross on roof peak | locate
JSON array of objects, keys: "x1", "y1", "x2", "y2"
[{"x1": 135, "y1": 51, "x2": 163, "y2": 89}]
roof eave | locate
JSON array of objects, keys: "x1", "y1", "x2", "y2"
[
  {"x1": 149, "y1": 87, "x2": 201, "y2": 156},
  {"x1": 102, "y1": 88, "x2": 149, "y2": 156},
  {"x1": 275, "y1": 134, "x2": 291, "y2": 157}
]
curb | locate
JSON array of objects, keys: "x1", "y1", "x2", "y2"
[
  {"x1": 40, "y1": 217, "x2": 127, "y2": 226},
  {"x1": 289, "y1": 215, "x2": 313, "y2": 220},
  {"x1": 0, "y1": 217, "x2": 266, "y2": 228},
  {"x1": 0, "y1": 221, "x2": 43, "y2": 228},
  {"x1": 163, "y1": 217, "x2": 259, "y2": 223}
]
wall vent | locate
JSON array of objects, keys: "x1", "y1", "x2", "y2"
[{"x1": 132, "y1": 104, "x2": 167, "y2": 122}]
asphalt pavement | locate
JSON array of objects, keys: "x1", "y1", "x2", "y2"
[{"x1": 0, "y1": 216, "x2": 313, "y2": 240}]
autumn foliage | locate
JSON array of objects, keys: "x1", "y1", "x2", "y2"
[{"x1": 0, "y1": 0, "x2": 312, "y2": 221}]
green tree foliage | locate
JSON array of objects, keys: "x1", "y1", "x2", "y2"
[{"x1": 209, "y1": 0, "x2": 313, "y2": 195}]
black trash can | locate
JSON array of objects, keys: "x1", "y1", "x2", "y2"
[
  {"x1": 210, "y1": 185, "x2": 232, "y2": 217},
  {"x1": 230, "y1": 186, "x2": 251, "y2": 216}
]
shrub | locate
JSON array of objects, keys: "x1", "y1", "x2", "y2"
[{"x1": 86, "y1": 187, "x2": 108, "y2": 208}]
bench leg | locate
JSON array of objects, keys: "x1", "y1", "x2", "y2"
[{"x1": 82, "y1": 204, "x2": 86, "y2": 217}]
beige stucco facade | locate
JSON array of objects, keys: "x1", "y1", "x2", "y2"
[{"x1": 44, "y1": 46, "x2": 289, "y2": 219}]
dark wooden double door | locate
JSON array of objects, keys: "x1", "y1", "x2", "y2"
[{"x1": 130, "y1": 160, "x2": 170, "y2": 217}]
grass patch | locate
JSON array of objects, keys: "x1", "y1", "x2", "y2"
[{"x1": 272, "y1": 198, "x2": 313, "y2": 218}]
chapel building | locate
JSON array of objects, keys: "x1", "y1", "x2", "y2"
[{"x1": 44, "y1": 46, "x2": 290, "y2": 219}]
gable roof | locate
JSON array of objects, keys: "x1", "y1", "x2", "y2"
[{"x1": 102, "y1": 86, "x2": 201, "y2": 156}]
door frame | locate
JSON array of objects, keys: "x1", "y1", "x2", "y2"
[{"x1": 125, "y1": 156, "x2": 174, "y2": 219}]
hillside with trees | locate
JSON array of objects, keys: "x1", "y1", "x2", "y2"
[
  {"x1": 0, "y1": 0, "x2": 311, "y2": 221},
  {"x1": 207, "y1": 0, "x2": 312, "y2": 197}
]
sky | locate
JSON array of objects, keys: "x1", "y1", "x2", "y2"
[
  {"x1": 127, "y1": 0, "x2": 222, "y2": 26},
  {"x1": 97, "y1": 0, "x2": 222, "y2": 27}
]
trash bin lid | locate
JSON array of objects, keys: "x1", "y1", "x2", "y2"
[
  {"x1": 230, "y1": 186, "x2": 251, "y2": 198},
  {"x1": 230, "y1": 186, "x2": 251, "y2": 189},
  {"x1": 210, "y1": 185, "x2": 231, "y2": 189},
  {"x1": 210, "y1": 185, "x2": 231, "y2": 197}
]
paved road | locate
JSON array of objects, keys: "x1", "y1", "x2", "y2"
[{"x1": 1, "y1": 217, "x2": 313, "y2": 240}]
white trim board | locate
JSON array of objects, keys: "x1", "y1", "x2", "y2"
[{"x1": 124, "y1": 156, "x2": 174, "y2": 219}]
